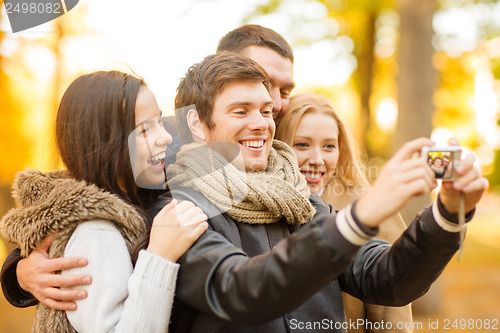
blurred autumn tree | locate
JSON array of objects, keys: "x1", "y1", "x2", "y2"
[
  {"x1": 245, "y1": 0, "x2": 436, "y2": 157},
  {"x1": 329, "y1": 0, "x2": 403, "y2": 158},
  {"x1": 245, "y1": 0, "x2": 500, "y2": 182},
  {"x1": 395, "y1": 0, "x2": 435, "y2": 246},
  {"x1": 433, "y1": 0, "x2": 500, "y2": 190},
  {"x1": 246, "y1": 0, "x2": 500, "y2": 148},
  {"x1": 0, "y1": 6, "x2": 91, "y2": 224},
  {"x1": 0, "y1": 9, "x2": 31, "y2": 216}
]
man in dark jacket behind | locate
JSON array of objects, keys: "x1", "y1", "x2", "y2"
[{"x1": 149, "y1": 52, "x2": 488, "y2": 332}]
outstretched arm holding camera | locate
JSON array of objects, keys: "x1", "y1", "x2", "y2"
[
  {"x1": 355, "y1": 137, "x2": 486, "y2": 228},
  {"x1": 2, "y1": 136, "x2": 488, "y2": 327},
  {"x1": 157, "y1": 136, "x2": 487, "y2": 328}
]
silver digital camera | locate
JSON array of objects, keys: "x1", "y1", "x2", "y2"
[{"x1": 422, "y1": 146, "x2": 462, "y2": 181}]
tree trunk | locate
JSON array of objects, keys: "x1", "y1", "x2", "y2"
[
  {"x1": 50, "y1": 19, "x2": 65, "y2": 169},
  {"x1": 396, "y1": 0, "x2": 435, "y2": 225},
  {"x1": 396, "y1": 0, "x2": 438, "y2": 315},
  {"x1": 396, "y1": 0, "x2": 435, "y2": 151},
  {"x1": 359, "y1": 11, "x2": 377, "y2": 158}
]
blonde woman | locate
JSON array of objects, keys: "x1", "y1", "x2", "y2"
[{"x1": 276, "y1": 93, "x2": 412, "y2": 333}]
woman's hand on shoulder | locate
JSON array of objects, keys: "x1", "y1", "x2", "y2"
[{"x1": 147, "y1": 199, "x2": 208, "y2": 262}]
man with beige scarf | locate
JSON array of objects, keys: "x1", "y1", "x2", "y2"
[
  {"x1": 218, "y1": 25, "x2": 411, "y2": 333},
  {"x1": 1, "y1": 26, "x2": 488, "y2": 332},
  {"x1": 149, "y1": 51, "x2": 488, "y2": 333}
]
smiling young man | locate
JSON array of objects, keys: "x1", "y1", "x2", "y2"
[
  {"x1": 151, "y1": 52, "x2": 488, "y2": 332},
  {"x1": 189, "y1": 80, "x2": 275, "y2": 172},
  {"x1": 217, "y1": 24, "x2": 295, "y2": 123},
  {"x1": 0, "y1": 24, "x2": 299, "y2": 314}
]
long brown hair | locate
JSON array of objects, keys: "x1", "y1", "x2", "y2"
[
  {"x1": 57, "y1": 71, "x2": 166, "y2": 263},
  {"x1": 56, "y1": 70, "x2": 158, "y2": 208},
  {"x1": 275, "y1": 93, "x2": 369, "y2": 188}
]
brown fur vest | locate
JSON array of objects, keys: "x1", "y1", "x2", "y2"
[{"x1": 0, "y1": 169, "x2": 147, "y2": 333}]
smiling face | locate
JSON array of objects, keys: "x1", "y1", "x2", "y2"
[
  {"x1": 442, "y1": 156, "x2": 450, "y2": 167},
  {"x1": 241, "y1": 46, "x2": 294, "y2": 123},
  {"x1": 131, "y1": 86, "x2": 172, "y2": 188},
  {"x1": 292, "y1": 112, "x2": 340, "y2": 194},
  {"x1": 203, "y1": 81, "x2": 275, "y2": 172}
]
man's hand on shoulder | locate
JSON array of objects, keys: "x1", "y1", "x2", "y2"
[{"x1": 17, "y1": 233, "x2": 92, "y2": 311}]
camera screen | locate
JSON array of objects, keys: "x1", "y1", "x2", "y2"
[{"x1": 426, "y1": 151, "x2": 455, "y2": 180}]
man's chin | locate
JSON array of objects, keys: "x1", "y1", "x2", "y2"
[{"x1": 241, "y1": 150, "x2": 270, "y2": 172}]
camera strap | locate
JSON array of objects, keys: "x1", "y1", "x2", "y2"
[{"x1": 457, "y1": 192, "x2": 465, "y2": 261}]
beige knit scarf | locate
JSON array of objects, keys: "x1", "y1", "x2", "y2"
[{"x1": 166, "y1": 140, "x2": 315, "y2": 225}]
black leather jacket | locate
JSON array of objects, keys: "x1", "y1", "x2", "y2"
[
  {"x1": 1, "y1": 186, "x2": 469, "y2": 333},
  {"x1": 148, "y1": 187, "x2": 464, "y2": 333}
]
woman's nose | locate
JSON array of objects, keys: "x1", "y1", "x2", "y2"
[
  {"x1": 308, "y1": 148, "x2": 324, "y2": 165},
  {"x1": 156, "y1": 127, "x2": 173, "y2": 146}
]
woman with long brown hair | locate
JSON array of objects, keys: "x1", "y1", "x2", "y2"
[
  {"x1": 1, "y1": 70, "x2": 207, "y2": 332},
  {"x1": 276, "y1": 93, "x2": 413, "y2": 333}
]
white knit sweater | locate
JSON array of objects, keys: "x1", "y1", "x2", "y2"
[{"x1": 62, "y1": 220, "x2": 178, "y2": 333}]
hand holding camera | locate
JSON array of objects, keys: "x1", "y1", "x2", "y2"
[
  {"x1": 355, "y1": 137, "x2": 488, "y2": 229},
  {"x1": 436, "y1": 139, "x2": 489, "y2": 215},
  {"x1": 356, "y1": 137, "x2": 437, "y2": 228}
]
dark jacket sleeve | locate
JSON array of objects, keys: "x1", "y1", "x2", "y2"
[
  {"x1": 1, "y1": 247, "x2": 38, "y2": 307},
  {"x1": 339, "y1": 199, "x2": 472, "y2": 306},
  {"x1": 150, "y1": 190, "x2": 361, "y2": 324},
  {"x1": 175, "y1": 214, "x2": 359, "y2": 324},
  {"x1": 153, "y1": 191, "x2": 462, "y2": 324}
]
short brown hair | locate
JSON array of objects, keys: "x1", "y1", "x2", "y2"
[
  {"x1": 217, "y1": 24, "x2": 294, "y2": 63},
  {"x1": 175, "y1": 52, "x2": 271, "y2": 143},
  {"x1": 56, "y1": 70, "x2": 149, "y2": 207}
]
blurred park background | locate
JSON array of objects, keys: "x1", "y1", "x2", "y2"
[{"x1": 1, "y1": 0, "x2": 499, "y2": 331}]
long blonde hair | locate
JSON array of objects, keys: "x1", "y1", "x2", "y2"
[{"x1": 275, "y1": 93, "x2": 369, "y2": 189}]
